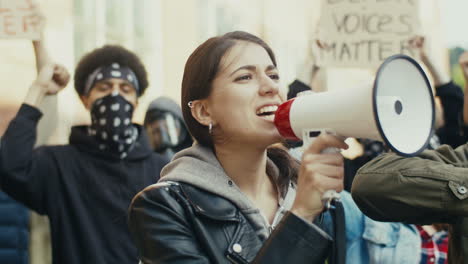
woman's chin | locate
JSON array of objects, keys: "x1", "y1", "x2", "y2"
[{"x1": 262, "y1": 131, "x2": 284, "y2": 147}]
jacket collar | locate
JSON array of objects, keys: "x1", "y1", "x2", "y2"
[
  {"x1": 179, "y1": 183, "x2": 238, "y2": 221},
  {"x1": 176, "y1": 182, "x2": 263, "y2": 263}
]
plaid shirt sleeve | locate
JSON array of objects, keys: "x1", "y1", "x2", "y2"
[{"x1": 417, "y1": 225, "x2": 449, "y2": 264}]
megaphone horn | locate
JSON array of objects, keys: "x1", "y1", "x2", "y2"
[
  {"x1": 275, "y1": 54, "x2": 435, "y2": 157},
  {"x1": 275, "y1": 54, "x2": 435, "y2": 210}
]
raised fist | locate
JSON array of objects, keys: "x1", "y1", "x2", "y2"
[
  {"x1": 33, "y1": 64, "x2": 69, "y2": 95},
  {"x1": 408, "y1": 36, "x2": 426, "y2": 57}
]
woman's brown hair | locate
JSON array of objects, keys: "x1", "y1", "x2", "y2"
[{"x1": 181, "y1": 31, "x2": 298, "y2": 187}]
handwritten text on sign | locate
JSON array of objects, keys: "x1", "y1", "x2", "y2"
[
  {"x1": 316, "y1": 0, "x2": 420, "y2": 67},
  {"x1": 0, "y1": 0, "x2": 42, "y2": 40}
]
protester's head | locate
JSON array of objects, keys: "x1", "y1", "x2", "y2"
[
  {"x1": 144, "y1": 97, "x2": 193, "y2": 159},
  {"x1": 182, "y1": 31, "x2": 286, "y2": 149},
  {"x1": 74, "y1": 46, "x2": 149, "y2": 158},
  {"x1": 75, "y1": 45, "x2": 149, "y2": 110}
]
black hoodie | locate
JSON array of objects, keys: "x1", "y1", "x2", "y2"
[{"x1": 0, "y1": 104, "x2": 168, "y2": 264}]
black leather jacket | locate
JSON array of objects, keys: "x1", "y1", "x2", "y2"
[{"x1": 128, "y1": 181, "x2": 332, "y2": 264}]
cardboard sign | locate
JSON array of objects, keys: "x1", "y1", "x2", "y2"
[
  {"x1": 316, "y1": 0, "x2": 421, "y2": 68},
  {"x1": 0, "y1": 0, "x2": 42, "y2": 40}
]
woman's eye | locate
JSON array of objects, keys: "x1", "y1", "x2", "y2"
[
  {"x1": 234, "y1": 75, "x2": 252, "y2": 82},
  {"x1": 269, "y1": 73, "x2": 280, "y2": 80}
]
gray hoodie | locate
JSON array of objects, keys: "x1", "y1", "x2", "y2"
[{"x1": 159, "y1": 143, "x2": 323, "y2": 241}]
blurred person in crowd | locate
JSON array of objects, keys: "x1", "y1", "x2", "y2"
[
  {"x1": 0, "y1": 188, "x2": 29, "y2": 264},
  {"x1": 409, "y1": 36, "x2": 468, "y2": 149},
  {"x1": 0, "y1": 45, "x2": 168, "y2": 264},
  {"x1": 416, "y1": 223, "x2": 450, "y2": 264},
  {"x1": 129, "y1": 31, "x2": 348, "y2": 264},
  {"x1": 321, "y1": 190, "x2": 422, "y2": 264},
  {"x1": 144, "y1": 96, "x2": 193, "y2": 160},
  {"x1": 0, "y1": 139, "x2": 29, "y2": 264}
]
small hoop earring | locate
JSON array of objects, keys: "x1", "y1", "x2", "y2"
[
  {"x1": 187, "y1": 101, "x2": 194, "y2": 108},
  {"x1": 208, "y1": 122, "x2": 213, "y2": 135}
]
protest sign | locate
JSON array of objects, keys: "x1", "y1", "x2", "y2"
[
  {"x1": 0, "y1": 0, "x2": 42, "y2": 40},
  {"x1": 316, "y1": 0, "x2": 421, "y2": 67}
]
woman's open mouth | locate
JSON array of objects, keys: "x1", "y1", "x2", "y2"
[{"x1": 256, "y1": 105, "x2": 278, "y2": 122}]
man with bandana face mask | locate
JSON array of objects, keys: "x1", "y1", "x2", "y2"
[
  {"x1": 0, "y1": 45, "x2": 168, "y2": 264},
  {"x1": 144, "y1": 97, "x2": 193, "y2": 160}
]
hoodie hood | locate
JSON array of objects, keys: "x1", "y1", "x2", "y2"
[
  {"x1": 145, "y1": 97, "x2": 193, "y2": 153},
  {"x1": 69, "y1": 124, "x2": 154, "y2": 161},
  {"x1": 146, "y1": 97, "x2": 184, "y2": 121},
  {"x1": 159, "y1": 143, "x2": 296, "y2": 240}
]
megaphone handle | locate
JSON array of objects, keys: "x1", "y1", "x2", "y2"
[
  {"x1": 321, "y1": 146, "x2": 342, "y2": 210},
  {"x1": 303, "y1": 129, "x2": 342, "y2": 210}
]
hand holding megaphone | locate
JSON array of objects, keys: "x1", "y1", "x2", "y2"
[
  {"x1": 277, "y1": 54, "x2": 435, "y2": 212},
  {"x1": 290, "y1": 133, "x2": 348, "y2": 221}
]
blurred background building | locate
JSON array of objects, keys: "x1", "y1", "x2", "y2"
[
  {"x1": 0, "y1": 0, "x2": 466, "y2": 263},
  {"x1": 0, "y1": 0, "x2": 466, "y2": 139}
]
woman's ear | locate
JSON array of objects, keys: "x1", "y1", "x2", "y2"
[{"x1": 190, "y1": 100, "x2": 213, "y2": 127}]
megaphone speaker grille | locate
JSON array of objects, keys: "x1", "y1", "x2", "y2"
[{"x1": 373, "y1": 55, "x2": 435, "y2": 156}]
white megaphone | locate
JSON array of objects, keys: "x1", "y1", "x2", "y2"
[
  {"x1": 275, "y1": 54, "x2": 435, "y2": 156},
  {"x1": 274, "y1": 54, "x2": 435, "y2": 207}
]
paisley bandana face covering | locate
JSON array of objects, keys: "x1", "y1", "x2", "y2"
[
  {"x1": 85, "y1": 62, "x2": 141, "y2": 159},
  {"x1": 89, "y1": 92, "x2": 138, "y2": 159}
]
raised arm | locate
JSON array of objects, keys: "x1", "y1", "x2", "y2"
[
  {"x1": 409, "y1": 36, "x2": 450, "y2": 87},
  {"x1": 31, "y1": 10, "x2": 51, "y2": 73},
  {"x1": 0, "y1": 64, "x2": 68, "y2": 213},
  {"x1": 410, "y1": 36, "x2": 467, "y2": 147}
]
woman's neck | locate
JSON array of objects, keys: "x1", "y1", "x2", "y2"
[{"x1": 214, "y1": 143, "x2": 274, "y2": 202}]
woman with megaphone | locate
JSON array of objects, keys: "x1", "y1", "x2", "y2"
[{"x1": 128, "y1": 31, "x2": 349, "y2": 264}]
